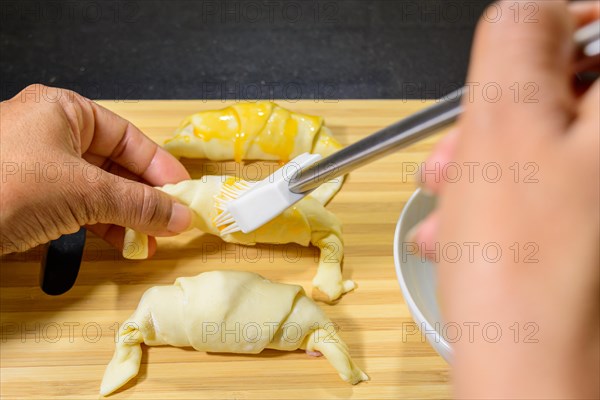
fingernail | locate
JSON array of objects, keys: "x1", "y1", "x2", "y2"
[
  {"x1": 416, "y1": 165, "x2": 436, "y2": 197},
  {"x1": 167, "y1": 203, "x2": 193, "y2": 233},
  {"x1": 404, "y1": 222, "x2": 423, "y2": 244}
]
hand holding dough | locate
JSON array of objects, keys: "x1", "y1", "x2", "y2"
[
  {"x1": 124, "y1": 176, "x2": 356, "y2": 303},
  {"x1": 100, "y1": 270, "x2": 368, "y2": 396}
]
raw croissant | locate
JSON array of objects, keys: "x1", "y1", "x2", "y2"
[
  {"x1": 124, "y1": 176, "x2": 355, "y2": 303},
  {"x1": 163, "y1": 101, "x2": 344, "y2": 204},
  {"x1": 100, "y1": 270, "x2": 368, "y2": 396}
]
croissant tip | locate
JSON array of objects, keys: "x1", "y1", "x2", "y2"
[{"x1": 311, "y1": 287, "x2": 340, "y2": 305}]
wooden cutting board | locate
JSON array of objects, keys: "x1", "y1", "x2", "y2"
[{"x1": 0, "y1": 100, "x2": 451, "y2": 399}]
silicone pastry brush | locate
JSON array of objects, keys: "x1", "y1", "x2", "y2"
[
  {"x1": 216, "y1": 19, "x2": 600, "y2": 235},
  {"x1": 216, "y1": 87, "x2": 464, "y2": 235}
]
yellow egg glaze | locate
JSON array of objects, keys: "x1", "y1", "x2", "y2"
[
  {"x1": 165, "y1": 101, "x2": 327, "y2": 163},
  {"x1": 163, "y1": 102, "x2": 345, "y2": 217}
]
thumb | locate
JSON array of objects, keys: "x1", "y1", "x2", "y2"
[{"x1": 81, "y1": 168, "x2": 192, "y2": 236}]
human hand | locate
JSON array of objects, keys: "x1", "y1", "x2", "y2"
[
  {"x1": 0, "y1": 85, "x2": 192, "y2": 257},
  {"x1": 410, "y1": 1, "x2": 599, "y2": 398}
]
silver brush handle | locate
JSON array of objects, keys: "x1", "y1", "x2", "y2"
[
  {"x1": 288, "y1": 87, "x2": 464, "y2": 194},
  {"x1": 289, "y1": 19, "x2": 600, "y2": 195}
]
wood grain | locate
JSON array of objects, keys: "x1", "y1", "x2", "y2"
[{"x1": 0, "y1": 100, "x2": 452, "y2": 399}]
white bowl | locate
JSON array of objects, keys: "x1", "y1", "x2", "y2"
[{"x1": 393, "y1": 188, "x2": 451, "y2": 362}]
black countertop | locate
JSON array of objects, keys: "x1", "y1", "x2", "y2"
[{"x1": 1, "y1": 0, "x2": 493, "y2": 100}]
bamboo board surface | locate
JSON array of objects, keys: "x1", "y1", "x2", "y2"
[{"x1": 0, "y1": 100, "x2": 451, "y2": 399}]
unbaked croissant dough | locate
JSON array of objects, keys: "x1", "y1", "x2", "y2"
[
  {"x1": 124, "y1": 176, "x2": 355, "y2": 303},
  {"x1": 163, "y1": 101, "x2": 344, "y2": 205},
  {"x1": 100, "y1": 270, "x2": 368, "y2": 396}
]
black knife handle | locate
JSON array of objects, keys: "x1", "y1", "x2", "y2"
[{"x1": 40, "y1": 228, "x2": 86, "y2": 295}]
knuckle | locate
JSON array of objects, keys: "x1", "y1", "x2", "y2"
[
  {"x1": 17, "y1": 84, "x2": 79, "y2": 110},
  {"x1": 136, "y1": 185, "x2": 170, "y2": 227},
  {"x1": 80, "y1": 174, "x2": 114, "y2": 224},
  {"x1": 23, "y1": 83, "x2": 47, "y2": 93},
  {"x1": 12, "y1": 85, "x2": 65, "y2": 120}
]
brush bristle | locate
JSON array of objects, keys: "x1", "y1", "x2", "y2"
[
  {"x1": 212, "y1": 180, "x2": 257, "y2": 233},
  {"x1": 213, "y1": 211, "x2": 234, "y2": 225},
  {"x1": 220, "y1": 223, "x2": 241, "y2": 235}
]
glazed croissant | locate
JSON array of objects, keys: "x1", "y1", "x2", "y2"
[
  {"x1": 100, "y1": 270, "x2": 368, "y2": 396},
  {"x1": 124, "y1": 176, "x2": 355, "y2": 303},
  {"x1": 163, "y1": 101, "x2": 344, "y2": 204}
]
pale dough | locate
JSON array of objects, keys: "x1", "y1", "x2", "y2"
[{"x1": 100, "y1": 270, "x2": 368, "y2": 396}]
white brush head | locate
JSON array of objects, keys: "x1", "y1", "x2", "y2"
[{"x1": 214, "y1": 153, "x2": 322, "y2": 234}]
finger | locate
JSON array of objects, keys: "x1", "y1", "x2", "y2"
[
  {"x1": 421, "y1": 129, "x2": 460, "y2": 194},
  {"x1": 405, "y1": 209, "x2": 440, "y2": 263},
  {"x1": 86, "y1": 223, "x2": 124, "y2": 250},
  {"x1": 83, "y1": 153, "x2": 144, "y2": 182},
  {"x1": 466, "y1": 1, "x2": 576, "y2": 135},
  {"x1": 577, "y1": 79, "x2": 600, "y2": 120},
  {"x1": 142, "y1": 146, "x2": 192, "y2": 186},
  {"x1": 569, "y1": 1, "x2": 600, "y2": 27},
  {"x1": 571, "y1": 80, "x2": 600, "y2": 146},
  {"x1": 62, "y1": 94, "x2": 190, "y2": 185},
  {"x1": 565, "y1": 80, "x2": 599, "y2": 201},
  {"x1": 570, "y1": 2, "x2": 600, "y2": 88},
  {"x1": 79, "y1": 167, "x2": 193, "y2": 237},
  {"x1": 86, "y1": 223, "x2": 158, "y2": 258},
  {"x1": 83, "y1": 153, "x2": 163, "y2": 189}
]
